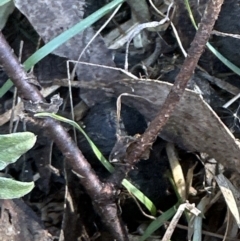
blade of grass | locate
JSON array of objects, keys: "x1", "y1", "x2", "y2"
[
  {"x1": 184, "y1": 0, "x2": 197, "y2": 29},
  {"x1": 206, "y1": 42, "x2": 240, "y2": 76},
  {"x1": 121, "y1": 179, "x2": 156, "y2": 215},
  {"x1": 35, "y1": 112, "x2": 157, "y2": 215},
  {"x1": 0, "y1": 0, "x2": 125, "y2": 97},
  {"x1": 140, "y1": 204, "x2": 178, "y2": 241},
  {"x1": 37, "y1": 112, "x2": 114, "y2": 172}
]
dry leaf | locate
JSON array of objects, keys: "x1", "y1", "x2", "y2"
[
  {"x1": 14, "y1": 0, "x2": 121, "y2": 96},
  {"x1": 13, "y1": 0, "x2": 240, "y2": 172},
  {"x1": 109, "y1": 78, "x2": 240, "y2": 170},
  {"x1": 166, "y1": 143, "x2": 186, "y2": 201},
  {"x1": 215, "y1": 173, "x2": 240, "y2": 227}
]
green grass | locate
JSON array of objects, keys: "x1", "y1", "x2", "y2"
[
  {"x1": 184, "y1": 0, "x2": 240, "y2": 76},
  {"x1": 0, "y1": 0, "x2": 125, "y2": 97},
  {"x1": 140, "y1": 204, "x2": 178, "y2": 241}
]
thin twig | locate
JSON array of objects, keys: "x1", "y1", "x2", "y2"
[{"x1": 108, "y1": 0, "x2": 224, "y2": 186}]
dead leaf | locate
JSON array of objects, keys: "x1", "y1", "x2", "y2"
[
  {"x1": 14, "y1": 0, "x2": 122, "y2": 96},
  {"x1": 215, "y1": 173, "x2": 240, "y2": 227},
  {"x1": 108, "y1": 78, "x2": 240, "y2": 170}
]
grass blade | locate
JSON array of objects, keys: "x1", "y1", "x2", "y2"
[
  {"x1": 35, "y1": 112, "x2": 157, "y2": 215},
  {"x1": 0, "y1": 0, "x2": 125, "y2": 97}
]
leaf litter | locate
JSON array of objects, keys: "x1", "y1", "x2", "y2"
[{"x1": 5, "y1": 0, "x2": 240, "y2": 240}]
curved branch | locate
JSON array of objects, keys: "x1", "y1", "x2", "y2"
[
  {"x1": 0, "y1": 32, "x2": 128, "y2": 241},
  {"x1": 108, "y1": 0, "x2": 224, "y2": 185}
]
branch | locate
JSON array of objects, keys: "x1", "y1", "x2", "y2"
[
  {"x1": 0, "y1": 32, "x2": 128, "y2": 241},
  {"x1": 108, "y1": 0, "x2": 224, "y2": 185}
]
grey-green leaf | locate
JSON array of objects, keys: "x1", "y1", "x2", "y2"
[
  {"x1": 0, "y1": 177, "x2": 34, "y2": 199},
  {"x1": 0, "y1": 132, "x2": 36, "y2": 170}
]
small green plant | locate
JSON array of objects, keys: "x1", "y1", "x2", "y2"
[{"x1": 0, "y1": 132, "x2": 35, "y2": 199}]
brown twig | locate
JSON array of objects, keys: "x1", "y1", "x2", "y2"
[
  {"x1": 108, "y1": 0, "x2": 224, "y2": 185},
  {"x1": 0, "y1": 32, "x2": 128, "y2": 241}
]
